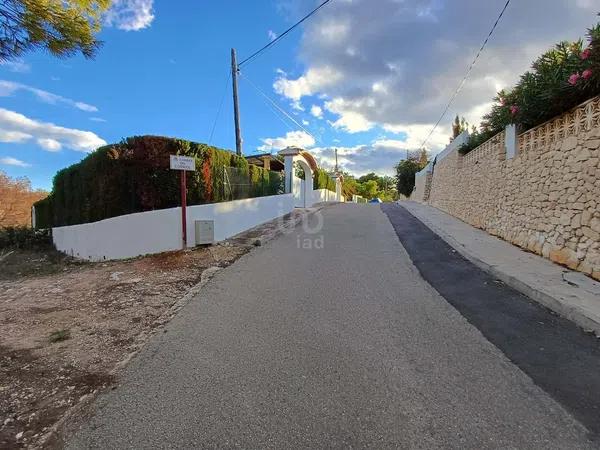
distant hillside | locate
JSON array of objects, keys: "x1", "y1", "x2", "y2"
[{"x1": 0, "y1": 171, "x2": 47, "y2": 228}]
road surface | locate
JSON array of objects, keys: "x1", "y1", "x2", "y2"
[{"x1": 66, "y1": 203, "x2": 597, "y2": 449}]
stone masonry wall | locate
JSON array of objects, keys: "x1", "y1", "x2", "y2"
[{"x1": 426, "y1": 96, "x2": 600, "y2": 280}]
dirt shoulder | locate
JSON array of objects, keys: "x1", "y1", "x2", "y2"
[{"x1": 0, "y1": 241, "x2": 250, "y2": 449}]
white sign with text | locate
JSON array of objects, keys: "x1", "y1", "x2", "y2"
[{"x1": 170, "y1": 155, "x2": 196, "y2": 171}]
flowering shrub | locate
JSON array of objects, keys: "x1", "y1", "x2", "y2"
[{"x1": 460, "y1": 21, "x2": 600, "y2": 155}]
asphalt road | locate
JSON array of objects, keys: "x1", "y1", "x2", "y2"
[{"x1": 67, "y1": 203, "x2": 595, "y2": 449}]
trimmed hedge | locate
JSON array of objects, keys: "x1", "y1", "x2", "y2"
[
  {"x1": 34, "y1": 136, "x2": 281, "y2": 228},
  {"x1": 313, "y1": 168, "x2": 336, "y2": 192}
]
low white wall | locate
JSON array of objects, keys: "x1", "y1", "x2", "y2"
[
  {"x1": 312, "y1": 188, "x2": 336, "y2": 204},
  {"x1": 185, "y1": 194, "x2": 295, "y2": 243},
  {"x1": 53, "y1": 194, "x2": 295, "y2": 261}
]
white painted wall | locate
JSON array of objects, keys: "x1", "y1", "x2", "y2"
[
  {"x1": 53, "y1": 194, "x2": 295, "y2": 261},
  {"x1": 312, "y1": 188, "x2": 336, "y2": 204}
]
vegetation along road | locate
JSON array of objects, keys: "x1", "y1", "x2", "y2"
[{"x1": 65, "y1": 203, "x2": 599, "y2": 448}]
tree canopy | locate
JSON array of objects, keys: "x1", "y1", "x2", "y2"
[
  {"x1": 394, "y1": 150, "x2": 430, "y2": 198},
  {"x1": 0, "y1": 0, "x2": 111, "y2": 62},
  {"x1": 341, "y1": 171, "x2": 398, "y2": 202}
]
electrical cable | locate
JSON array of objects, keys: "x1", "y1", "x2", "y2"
[
  {"x1": 208, "y1": 71, "x2": 231, "y2": 144},
  {"x1": 238, "y1": 0, "x2": 334, "y2": 68},
  {"x1": 419, "y1": 0, "x2": 511, "y2": 149}
]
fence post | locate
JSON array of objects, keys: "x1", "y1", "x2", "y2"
[{"x1": 505, "y1": 124, "x2": 518, "y2": 159}]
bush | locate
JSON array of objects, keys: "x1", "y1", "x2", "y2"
[
  {"x1": 460, "y1": 21, "x2": 600, "y2": 155},
  {"x1": 0, "y1": 226, "x2": 52, "y2": 250},
  {"x1": 34, "y1": 136, "x2": 281, "y2": 228}
]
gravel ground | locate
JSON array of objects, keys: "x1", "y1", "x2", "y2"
[{"x1": 0, "y1": 241, "x2": 247, "y2": 449}]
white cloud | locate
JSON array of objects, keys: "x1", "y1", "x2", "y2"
[
  {"x1": 310, "y1": 105, "x2": 323, "y2": 118},
  {"x1": 268, "y1": 30, "x2": 277, "y2": 41},
  {"x1": 325, "y1": 98, "x2": 373, "y2": 133},
  {"x1": 0, "y1": 58, "x2": 31, "y2": 73},
  {"x1": 37, "y1": 138, "x2": 62, "y2": 152},
  {"x1": 277, "y1": 0, "x2": 595, "y2": 153},
  {"x1": 0, "y1": 130, "x2": 31, "y2": 143},
  {"x1": 258, "y1": 130, "x2": 315, "y2": 151},
  {"x1": 0, "y1": 108, "x2": 106, "y2": 152},
  {"x1": 74, "y1": 102, "x2": 98, "y2": 112},
  {"x1": 291, "y1": 100, "x2": 304, "y2": 111},
  {"x1": 0, "y1": 80, "x2": 98, "y2": 112},
  {"x1": 302, "y1": 119, "x2": 310, "y2": 126},
  {"x1": 0, "y1": 157, "x2": 30, "y2": 167},
  {"x1": 274, "y1": 66, "x2": 342, "y2": 101},
  {"x1": 379, "y1": 123, "x2": 450, "y2": 151},
  {"x1": 105, "y1": 0, "x2": 154, "y2": 31},
  {"x1": 90, "y1": 117, "x2": 107, "y2": 122},
  {"x1": 311, "y1": 138, "x2": 427, "y2": 177}
]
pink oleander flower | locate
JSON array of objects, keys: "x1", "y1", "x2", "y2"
[
  {"x1": 510, "y1": 105, "x2": 519, "y2": 115},
  {"x1": 568, "y1": 73, "x2": 581, "y2": 85},
  {"x1": 582, "y1": 69, "x2": 593, "y2": 80},
  {"x1": 581, "y1": 48, "x2": 591, "y2": 60}
]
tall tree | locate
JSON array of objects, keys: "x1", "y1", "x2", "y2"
[
  {"x1": 395, "y1": 159, "x2": 421, "y2": 198},
  {"x1": 357, "y1": 179, "x2": 378, "y2": 199},
  {"x1": 0, "y1": 0, "x2": 111, "y2": 62},
  {"x1": 451, "y1": 115, "x2": 469, "y2": 139},
  {"x1": 417, "y1": 148, "x2": 429, "y2": 169}
]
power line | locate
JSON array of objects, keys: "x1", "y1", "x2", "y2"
[
  {"x1": 238, "y1": 0, "x2": 334, "y2": 68},
  {"x1": 208, "y1": 71, "x2": 231, "y2": 145},
  {"x1": 419, "y1": 0, "x2": 511, "y2": 149},
  {"x1": 239, "y1": 71, "x2": 321, "y2": 144}
]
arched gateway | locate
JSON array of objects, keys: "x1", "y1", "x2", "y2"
[{"x1": 278, "y1": 146, "x2": 343, "y2": 207}]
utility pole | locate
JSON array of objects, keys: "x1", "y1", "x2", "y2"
[
  {"x1": 231, "y1": 48, "x2": 243, "y2": 156},
  {"x1": 334, "y1": 148, "x2": 338, "y2": 173}
]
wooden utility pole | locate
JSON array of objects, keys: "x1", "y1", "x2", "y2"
[
  {"x1": 231, "y1": 48, "x2": 243, "y2": 156},
  {"x1": 334, "y1": 148, "x2": 338, "y2": 173}
]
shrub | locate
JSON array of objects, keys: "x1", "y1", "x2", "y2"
[
  {"x1": 0, "y1": 226, "x2": 52, "y2": 250},
  {"x1": 49, "y1": 329, "x2": 70, "y2": 343},
  {"x1": 34, "y1": 136, "x2": 281, "y2": 228},
  {"x1": 460, "y1": 21, "x2": 600, "y2": 155}
]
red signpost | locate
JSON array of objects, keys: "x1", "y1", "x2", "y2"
[
  {"x1": 180, "y1": 169, "x2": 187, "y2": 248},
  {"x1": 170, "y1": 155, "x2": 196, "y2": 249}
]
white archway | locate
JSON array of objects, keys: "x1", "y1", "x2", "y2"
[{"x1": 278, "y1": 146, "x2": 316, "y2": 208}]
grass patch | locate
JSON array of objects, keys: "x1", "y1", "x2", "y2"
[{"x1": 49, "y1": 329, "x2": 71, "y2": 343}]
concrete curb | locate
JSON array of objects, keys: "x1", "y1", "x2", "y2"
[{"x1": 400, "y1": 202, "x2": 600, "y2": 336}]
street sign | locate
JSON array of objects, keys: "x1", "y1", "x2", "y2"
[
  {"x1": 169, "y1": 155, "x2": 196, "y2": 249},
  {"x1": 170, "y1": 155, "x2": 196, "y2": 171}
]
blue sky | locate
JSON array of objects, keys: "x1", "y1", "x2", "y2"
[{"x1": 0, "y1": 0, "x2": 596, "y2": 190}]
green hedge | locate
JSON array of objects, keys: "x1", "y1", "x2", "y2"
[
  {"x1": 313, "y1": 168, "x2": 336, "y2": 192},
  {"x1": 34, "y1": 136, "x2": 280, "y2": 228}
]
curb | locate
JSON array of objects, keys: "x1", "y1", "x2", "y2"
[{"x1": 400, "y1": 203, "x2": 600, "y2": 336}]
